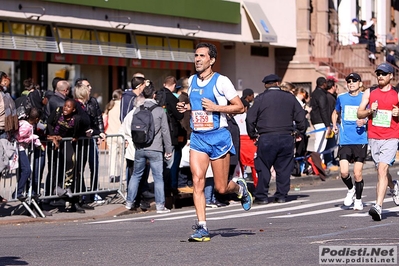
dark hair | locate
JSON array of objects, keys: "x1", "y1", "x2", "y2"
[
  {"x1": 131, "y1": 76, "x2": 145, "y2": 90},
  {"x1": 164, "y1": 76, "x2": 177, "y2": 86},
  {"x1": 326, "y1": 79, "x2": 335, "y2": 90},
  {"x1": 196, "y1": 42, "x2": 217, "y2": 60},
  {"x1": 74, "y1": 77, "x2": 88, "y2": 87},
  {"x1": 65, "y1": 98, "x2": 77, "y2": 111},
  {"x1": 0, "y1": 71, "x2": 8, "y2": 80},
  {"x1": 28, "y1": 107, "x2": 42, "y2": 121},
  {"x1": 52, "y1": 77, "x2": 65, "y2": 91},
  {"x1": 142, "y1": 82, "x2": 155, "y2": 99},
  {"x1": 316, "y1": 77, "x2": 327, "y2": 87},
  {"x1": 23, "y1": 78, "x2": 35, "y2": 90}
]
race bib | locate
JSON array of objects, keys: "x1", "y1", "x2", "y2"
[
  {"x1": 343, "y1": 105, "x2": 358, "y2": 121},
  {"x1": 372, "y1": 110, "x2": 392, "y2": 127},
  {"x1": 192, "y1": 110, "x2": 214, "y2": 130}
]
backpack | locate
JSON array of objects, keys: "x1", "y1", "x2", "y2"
[
  {"x1": 131, "y1": 104, "x2": 158, "y2": 148},
  {"x1": 15, "y1": 94, "x2": 32, "y2": 120}
]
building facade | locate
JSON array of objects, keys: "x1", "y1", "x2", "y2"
[{"x1": 1, "y1": 0, "x2": 397, "y2": 105}]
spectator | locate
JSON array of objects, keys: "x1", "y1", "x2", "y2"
[
  {"x1": 119, "y1": 94, "x2": 153, "y2": 211},
  {"x1": 241, "y1": 88, "x2": 254, "y2": 105},
  {"x1": 74, "y1": 78, "x2": 105, "y2": 202},
  {"x1": 386, "y1": 49, "x2": 398, "y2": 67},
  {"x1": 293, "y1": 87, "x2": 311, "y2": 157},
  {"x1": 235, "y1": 98, "x2": 258, "y2": 186},
  {"x1": 47, "y1": 99, "x2": 89, "y2": 213},
  {"x1": 362, "y1": 17, "x2": 377, "y2": 61},
  {"x1": 103, "y1": 89, "x2": 123, "y2": 182},
  {"x1": 349, "y1": 18, "x2": 360, "y2": 45},
  {"x1": 73, "y1": 83, "x2": 96, "y2": 209},
  {"x1": 156, "y1": 76, "x2": 184, "y2": 193},
  {"x1": 120, "y1": 73, "x2": 146, "y2": 122},
  {"x1": 45, "y1": 80, "x2": 70, "y2": 122},
  {"x1": 14, "y1": 107, "x2": 42, "y2": 200},
  {"x1": 310, "y1": 77, "x2": 331, "y2": 159},
  {"x1": 324, "y1": 78, "x2": 339, "y2": 170},
  {"x1": 125, "y1": 82, "x2": 173, "y2": 213}
]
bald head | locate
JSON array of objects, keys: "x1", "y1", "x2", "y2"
[{"x1": 56, "y1": 80, "x2": 70, "y2": 96}]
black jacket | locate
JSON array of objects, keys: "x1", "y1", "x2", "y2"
[
  {"x1": 86, "y1": 96, "x2": 104, "y2": 135},
  {"x1": 158, "y1": 87, "x2": 184, "y2": 146},
  {"x1": 45, "y1": 92, "x2": 67, "y2": 122},
  {"x1": 246, "y1": 87, "x2": 306, "y2": 139},
  {"x1": 310, "y1": 87, "x2": 331, "y2": 127}
]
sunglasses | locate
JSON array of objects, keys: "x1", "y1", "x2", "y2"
[
  {"x1": 376, "y1": 72, "x2": 389, "y2": 77},
  {"x1": 346, "y1": 79, "x2": 359, "y2": 83}
]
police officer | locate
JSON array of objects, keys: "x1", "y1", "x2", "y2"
[{"x1": 246, "y1": 74, "x2": 306, "y2": 204}]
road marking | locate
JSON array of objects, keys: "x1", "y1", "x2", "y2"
[
  {"x1": 85, "y1": 200, "x2": 308, "y2": 224},
  {"x1": 296, "y1": 186, "x2": 374, "y2": 193},
  {"x1": 85, "y1": 194, "x2": 399, "y2": 225},
  {"x1": 207, "y1": 198, "x2": 344, "y2": 221}
]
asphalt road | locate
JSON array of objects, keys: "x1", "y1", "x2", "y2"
[{"x1": 1, "y1": 165, "x2": 399, "y2": 266}]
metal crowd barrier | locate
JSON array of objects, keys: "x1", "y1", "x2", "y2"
[{"x1": 0, "y1": 134, "x2": 126, "y2": 218}]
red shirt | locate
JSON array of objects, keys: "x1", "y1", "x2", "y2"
[{"x1": 368, "y1": 86, "x2": 399, "y2": 139}]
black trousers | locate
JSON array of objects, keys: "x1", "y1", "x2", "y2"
[{"x1": 254, "y1": 134, "x2": 294, "y2": 201}]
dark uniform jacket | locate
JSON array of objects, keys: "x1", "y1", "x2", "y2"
[{"x1": 246, "y1": 87, "x2": 306, "y2": 139}]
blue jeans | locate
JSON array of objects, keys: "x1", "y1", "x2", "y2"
[
  {"x1": 126, "y1": 150, "x2": 165, "y2": 208},
  {"x1": 17, "y1": 150, "x2": 31, "y2": 197},
  {"x1": 204, "y1": 177, "x2": 215, "y2": 204},
  {"x1": 33, "y1": 148, "x2": 45, "y2": 196}
]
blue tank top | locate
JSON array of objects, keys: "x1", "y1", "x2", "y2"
[{"x1": 189, "y1": 73, "x2": 222, "y2": 132}]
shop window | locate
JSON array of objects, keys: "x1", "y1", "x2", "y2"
[
  {"x1": 136, "y1": 35, "x2": 146, "y2": 46},
  {"x1": 11, "y1": 23, "x2": 25, "y2": 35},
  {"x1": 168, "y1": 38, "x2": 194, "y2": 50},
  {"x1": 98, "y1": 31, "x2": 109, "y2": 42},
  {"x1": 110, "y1": 32, "x2": 127, "y2": 44},
  {"x1": 251, "y1": 46, "x2": 269, "y2": 57},
  {"x1": 72, "y1": 29, "x2": 91, "y2": 41},
  {"x1": 57, "y1": 27, "x2": 71, "y2": 39},
  {"x1": 0, "y1": 22, "x2": 8, "y2": 33},
  {"x1": 8, "y1": 22, "x2": 46, "y2": 36},
  {"x1": 25, "y1": 24, "x2": 46, "y2": 36},
  {"x1": 180, "y1": 39, "x2": 194, "y2": 50},
  {"x1": 169, "y1": 38, "x2": 179, "y2": 49},
  {"x1": 148, "y1": 36, "x2": 163, "y2": 47}
]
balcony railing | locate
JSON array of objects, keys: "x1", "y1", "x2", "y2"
[{"x1": 0, "y1": 33, "x2": 59, "y2": 53}]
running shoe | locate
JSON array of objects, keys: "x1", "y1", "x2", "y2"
[
  {"x1": 368, "y1": 204, "x2": 382, "y2": 221},
  {"x1": 206, "y1": 202, "x2": 218, "y2": 208},
  {"x1": 343, "y1": 187, "x2": 356, "y2": 206},
  {"x1": 156, "y1": 207, "x2": 171, "y2": 214},
  {"x1": 236, "y1": 178, "x2": 253, "y2": 211},
  {"x1": 391, "y1": 180, "x2": 399, "y2": 206},
  {"x1": 353, "y1": 199, "x2": 363, "y2": 211},
  {"x1": 125, "y1": 201, "x2": 133, "y2": 210},
  {"x1": 188, "y1": 224, "x2": 210, "y2": 242}
]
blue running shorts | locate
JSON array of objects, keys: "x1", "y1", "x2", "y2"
[{"x1": 190, "y1": 128, "x2": 236, "y2": 160}]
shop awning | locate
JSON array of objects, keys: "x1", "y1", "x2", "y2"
[{"x1": 242, "y1": 1, "x2": 277, "y2": 43}]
